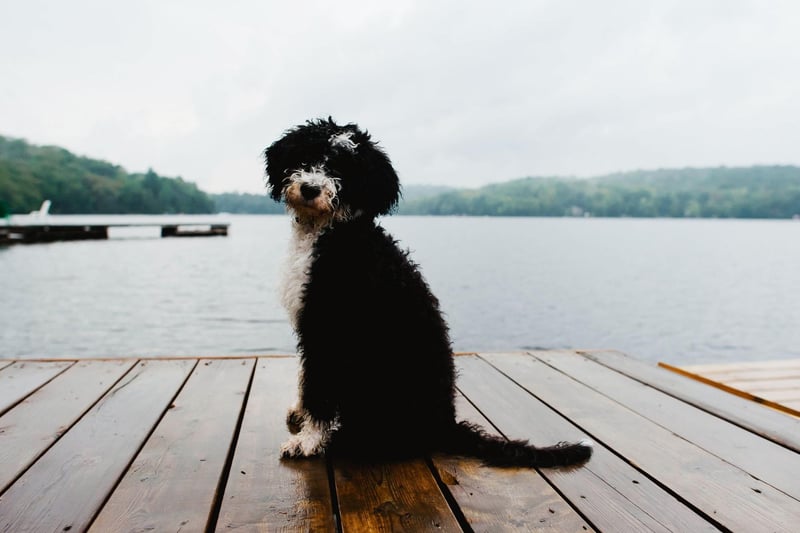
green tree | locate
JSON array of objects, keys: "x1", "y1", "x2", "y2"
[{"x1": 0, "y1": 135, "x2": 216, "y2": 214}]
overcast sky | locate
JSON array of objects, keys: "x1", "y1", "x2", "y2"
[{"x1": 2, "y1": 1, "x2": 799, "y2": 193}]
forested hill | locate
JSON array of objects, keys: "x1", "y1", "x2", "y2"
[
  {"x1": 399, "y1": 166, "x2": 800, "y2": 218},
  {"x1": 3, "y1": 134, "x2": 799, "y2": 218},
  {"x1": 0, "y1": 135, "x2": 214, "y2": 214}
]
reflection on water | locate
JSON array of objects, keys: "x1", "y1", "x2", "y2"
[{"x1": 1, "y1": 215, "x2": 798, "y2": 364}]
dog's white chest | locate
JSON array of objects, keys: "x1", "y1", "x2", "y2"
[{"x1": 281, "y1": 224, "x2": 319, "y2": 331}]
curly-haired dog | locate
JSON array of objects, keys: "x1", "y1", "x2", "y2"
[{"x1": 265, "y1": 118, "x2": 592, "y2": 467}]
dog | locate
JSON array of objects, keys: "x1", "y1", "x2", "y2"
[{"x1": 265, "y1": 117, "x2": 592, "y2": 467}]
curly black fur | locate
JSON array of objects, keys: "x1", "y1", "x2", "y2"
[
  {"x1": 266, "y1": 117, "x2": 400, "y2": 217},
  {"x1": 265, "y1": 117, "x2": 592, "y2": 468}
]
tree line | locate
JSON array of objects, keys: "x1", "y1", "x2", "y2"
[
  {"x1": 2, "y1": 134, "x2": 799, "y2": 218},
  {"x1": 0, "y1": 135, "x2": 214, "y2": 215},
  {"x1": 399, "y1": 166, "x2": 800, "y2": 219}
]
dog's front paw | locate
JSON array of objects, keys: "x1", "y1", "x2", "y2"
[
  {"x1": 280, "y1": 436, "x2": 315, "y2": 459},
  {"x1": 280, "y1": 422, "x2": 330, "y2": 459}
]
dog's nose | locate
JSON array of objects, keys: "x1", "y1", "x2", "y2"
[{"x1": 300, "y1": 183, "x2": 321, "y2": 200}]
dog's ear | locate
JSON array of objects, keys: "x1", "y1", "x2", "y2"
[
  {"x1": 264, "y1": 135, "x2": 293, "y2": 202},
  {"x1": 349, "y1": 131, "x2": 401, "y2": 217},
  {"x1": 265, "y1": 118, "x2": 339, "y2": 202}
]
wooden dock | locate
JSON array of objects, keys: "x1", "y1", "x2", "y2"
[
  {"x1": 662, "y1": 358, "x2": 800, "y2": 417},
  {"x1": 0, "y1": 222, "x2": 229, "y2": 244},
  {"x1": 1, "y1": 351, "x2": 799, "y2": 532}
]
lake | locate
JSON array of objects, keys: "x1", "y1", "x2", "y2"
[{"x1": 2, "y1": 215, "x2": 798, "y2": 365}]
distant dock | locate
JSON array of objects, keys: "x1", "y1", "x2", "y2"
[
  {"x1": 1, "y1": 351, "x2": 799, "y2": 531},
  {"x1": 0, "y1": 222, "x2": 229, "y2": 244},
  {"x1": 661, "y1": 358, "x2": 800, "y2": 417}
]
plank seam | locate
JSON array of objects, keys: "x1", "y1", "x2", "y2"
[
  {"x1": 424, "y1": 456, "x2": 474, "y2": 533},
  {"x1": 461, "y1": 362, "x2": 651, "y2": 532},
  {"x1": 455, "y1": 386, "x2": 511, "y2": 441},
  {"x1": 518, "y1": 352, "x2": 732, "y2": 532},
  {"x1": 0, "y1": 360, "x2": 139, "y2": 498},
  {"x1": 475, "y1": 353, "x2": 725, "y2": 531},
  {"x1": 0, "y1": 354, "x2": 297, "y2": 363},
  {"x1": 0, "y1": 361, "x2": 77, "y2": 418},
  {"x1": 537, "y1": 353, "x2": 800, "y2": 504},
  {"x1": 659, "y1": 362, "x2": 800, "y2": 418},
  {"x1": 204, "y1": 358, "x2": 258, "y2": 533},
  {"x1": 454, "y1": 385, "x2": 601, "y2": 532},
  {"x1": 325, "y1": 456, "x2": 343, "y2": 533},
  {"x1": 579, "y1": 351, "x2": 800, "y2": 453},
  {"x1": 83, "y1": 359, "x2": 201, "y2": 531}
]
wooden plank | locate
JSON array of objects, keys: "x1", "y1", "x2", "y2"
[
  {"x1": 660, "y1": 362, "x2": 800, "y2": 417},
  {"x1": 731, "y1": 378, "x2": 800, "y2": 390},
  {"x1": 430, "y1": 393, "x2": 594, "y2": 532},
  {"x1": 334, "y1": 459, "x2": 462, "y2": 532},
  {"x1": 215, "y1": 357, "x2": 336, "y2": 532},
  {"x1": 710, "y1": 369, "x2": 800, "y2": 382},
  {"x1": 758, "y1": 389, "x2": 800, "y2": 402},
  {"x1": 0, "y1": 359, "x2": 136, "y2": 493},
  {"x1": 1, "y1": 355, "x2": 286, "y2": 363},
  {"x1": 0, "y1": 359, "x2": 195, "y2": 533},
  {"x1": 0, "y1": 361, "x2": 73, "y2": 415},
  {"x1": 785, "y1": 400, "x2": 800, "y2": 411},
  {"x1": 89, "y1": 358, "x2": 254, "y2": 532},
  {"x1": 3, "y1": 224, "x2": 108, "y2": 243},
  {"x1": 455, "y1": 355, "x2": 715, "y2": 533},
  {"x1": 533, "y1": 350, "x2": 800, "y2": 501},
  {"x1": 582, "y1": 350, "x2": 800, "y2": 452},
  {"x1": 484, "y1": 352, "x2": 800, "y2": 532},
  {"x1": 683, "y1": 359, "x2": 800, "y2": 373}
]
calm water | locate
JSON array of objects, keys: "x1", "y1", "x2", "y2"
[{"x1": 2, "y1": 215, "x2": 799, "y2": 365}]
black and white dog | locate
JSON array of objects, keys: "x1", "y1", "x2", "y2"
[{"x1": 265, "y1": 118, "x2": 592, "y2": 467}]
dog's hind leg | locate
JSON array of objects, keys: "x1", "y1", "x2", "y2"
[
  {"x1": 286, "y1": 404, "x2": 306, "y2": 435},
  {"x1": 284, "y1": 363, "x2": 336, "y2": 434},
  {"x1": 285, "y1": 367, "x2": 307, "y2": 434},
  {"x1": 281, "y1": 360, "x2": 339, "y2": 458}
]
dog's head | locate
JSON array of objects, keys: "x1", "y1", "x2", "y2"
[{"x1": 265, "y1": 118, "x2": 400, "y2": 224}]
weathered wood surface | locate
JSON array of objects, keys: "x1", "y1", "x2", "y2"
[
  {"x1": 431, "y1": 455, "x2": 587, "y2": 533},
  {"x1": 0, "y1": 360, "x2": 135, "y2": 494},
  {"x1": 436, "y1": 394, "x2": 594, "y2": 532},
  {"x1": 536, "y1": 351, "x2": 800, "y2": 501},
  {"x1": 0, "y1": 361, "x2": 73, "y2": 415},
  {"x1": 484, "y1": 353, "x2": 799, "y2": 532},
  {"x1": 89, "y1": 358, "x2": 253, "y2": 532},
  {"x1": 0, "y1": 359, "x2": 195, "y2": 532},
  {"x1": 456, "y1": 355, "x2": 718, "y2": 533},
  {"x1": 334, "y1": 459, "x2": 462, "y2": 532},
  {"x1": 664, "y1": 358, "x2": 800, "y2": 418},
  {"x1": 583, "y1": 349, "x2": 800, "y2": 452},
  {"x1": 1, "y1": 352, "x2": 799, "y2": 532},
  {"x1": 215, "y1": 357, "x2": 336, "y2": 531}
]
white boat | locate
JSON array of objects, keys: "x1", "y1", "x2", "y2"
[{"x1": 29, "y1": 200, "x2": 52, "y2": 217}]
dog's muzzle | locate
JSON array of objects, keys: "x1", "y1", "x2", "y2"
[{"x1": 284, "y1": 169, "x2": 339, "y2": 221}]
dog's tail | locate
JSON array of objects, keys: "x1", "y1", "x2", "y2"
[{"x1": 441, "y1": 421, "x2": 593, "y2": 468}]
